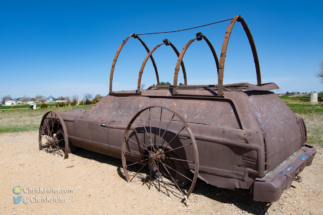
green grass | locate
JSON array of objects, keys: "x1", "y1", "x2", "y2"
[
  {"x1": 286, "y1": 103, "x2": 323, "y2": 114},
  {"x1": 280, "y1": 93, "x2": 323, "y2": 103},
  {"x1": 281, "y1": 97, "x2": 323, "y2": 145},
  {"x1": 0, "y1": 103, "x2": 57, "y2": 109},
  {"x1": 0, "y1": 104, "x2": 93, "y2": 133},
  {"x1": 296, "y1": 112, "x2": 323, "y2": 145}
]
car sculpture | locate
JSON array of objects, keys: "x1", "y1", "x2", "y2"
[{"x1": 39, "y1": 15, "x2": 316, "y2": 202}]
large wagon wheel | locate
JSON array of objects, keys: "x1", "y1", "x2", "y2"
[
  {"x1": 39, "y1": 111, "x2": 69, "y2": 159},
  {"x1": 121, "y1": 106, "x2": 199, "y2": 201}
]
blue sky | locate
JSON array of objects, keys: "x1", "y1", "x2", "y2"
[{"x1": 0, "y1": 0, "x2": 322, "y2": 99}]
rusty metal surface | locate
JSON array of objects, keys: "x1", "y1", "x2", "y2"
[{"x1": 42, "y1": 15, "x2": 316, "y2": 203}]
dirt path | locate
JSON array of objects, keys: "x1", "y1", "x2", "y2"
[{"x1": 0, "y1": 131, "x2": 322, "y2": 215}]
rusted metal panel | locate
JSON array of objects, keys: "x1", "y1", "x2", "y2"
[
  {"x1": 247, "y1": 92, "x2": 304, "y2": 171},
  {"x1": 149, "y1": 98, "x2": 240, "y2": 128}
]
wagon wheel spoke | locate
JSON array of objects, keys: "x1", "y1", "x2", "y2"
[
  {"x1": 157, "y1": 170, "x2": 170, "y2": 196},
  {"x1": 158, "y1": 108, "x2": 163, "y2": 140},
  {"x1": 160, "y1": 163, "x2": 186, "y2": 197},
  {"x1": 123, "y1": 150, "x2": 149, "y2": 158},
  {"x1": 157, "y1": 113, "x2": 175, "y2": 146},
  {"x1": 164, "y1": 156, "x2": 195, "y2": 164},
  {"x1": 139, "y1": 113, "x2": 155, "y2": 151},
  {"x1": 161, "y1": 125, "x2": 186, "y2": 150},
  {"x1": 124, "y1": 134, "x2": 150, "y2": 152},
  {"x1": 148, "y1": 108, "x2": 155, "y2": 150},
  {"x1": 162, "y1": 143, "x2": 193, "y2": 154},
  {"x1": 126, "y1": 158, "x2": 149, "y2": 167},
  {"x1": 129, "y1": 161, "x2": 149, "y2": 182},
  {"x1": 122, "y1": 106, "x2": 199, "y2": 201},
  {"x1": 161, "y1": 161, "x2": 192, "y2": 182}
]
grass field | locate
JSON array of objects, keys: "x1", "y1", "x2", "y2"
[
  {"x1": 280, "y1": 93, "x2": 323, "y2": 103},
  {"x1": 282, "y1": 94, "x2": 323, "y2": 145},
  {"x1": 0, "y1": 105, "x2": 93, "y2": 133}
]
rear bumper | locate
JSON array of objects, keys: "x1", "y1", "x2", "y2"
[{"x1": 253, "y1": 145, "x2": 316, "y2": 202}]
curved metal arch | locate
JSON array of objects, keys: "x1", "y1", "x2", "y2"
[
  {"x1": 167, "y1": 40, "x2": 188, "y2": 86},
  {"x1": 217, "y1": 15, "x2": 261, "y2": 96},
  {"x1": 137, "y1": 39, "x2": 188, "y2": 93},
  {"x1": 109, "y1": 34, "x2": 160, "y2": 94},
  {"x1": 173, "y1": 33, "x2": 219, "y2": 94}
]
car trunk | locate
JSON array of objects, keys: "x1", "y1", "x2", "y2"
[{"x1": 246, "y1": 92, "x2": 305, "y2": 173}]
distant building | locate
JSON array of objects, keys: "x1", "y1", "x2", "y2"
[
  {"x1": 46, "y1": 95, "x2": 56, "y2": 103},
  {"x1": 15, "y1": 98, "x2": 23, "y2": 104},
  {"x1": 5, "y1": 100, "x2": 17, "y2": 106},
  {"x1": 26, "y1": 101, "x2": 35, "y2": 105},
  {"x1": 55, "y1": 100, "x2": 67, "y2": 103}
]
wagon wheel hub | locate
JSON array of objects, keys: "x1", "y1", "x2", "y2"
[{"x1": 149, "y1": 149, "x2": 165, "y2": 162}]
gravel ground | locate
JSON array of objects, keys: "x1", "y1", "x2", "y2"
[{"x1": 0, "y1": 131, "x2": 322, "y2": 215}]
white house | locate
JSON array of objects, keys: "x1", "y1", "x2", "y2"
[
  {"x1": 26, "y1": 101, "x2": 35, "y2": 105},
  {"x1": 55, "y1": 100, "x2": 67, "y2": 103},
  {"x1": 5, "y1": 100, "x2": 17, "y2": 106},
  {"x1": 46, "y1": 95, "x2": 56, "y2": 103}
]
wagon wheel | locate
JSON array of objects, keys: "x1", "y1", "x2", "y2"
[
  {"x1": 121, "y1": 106, "x2": 199, "y2": 201},
  {"x1": 39, "y1": 111, "x2": 69, "y2": 159}
]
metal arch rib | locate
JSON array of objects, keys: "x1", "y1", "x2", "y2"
[
  {"x1": 136, "y1": 36, "x2": 160, "y2": 87},
  {"x1": 109, "y1": 34, "x2": 160, "y2": 94},
  {"x1": 137, "y1": 42, "x2": 164, "y2": 93},
  {"x1": 239, "y1": 17, "x2": 261, "y2": 85},
  {"x1": 137, "y1": 39, "x2": 188, "y2": 93},
  {"x1": 173, "y1": 38, "x2": 197, "y2": 94},
  {"x1": 168, "y1": 42, "x2": 188, "y2": 85},
  {"x1": 173, "y1": 33, "x2": 219, "y2": 94},
  {"x1": 199, "y1": 34, "x2": 219, "y2": 75},
  {"x1": 217, "y1": 15, "x2": 261, "y2": 96}
]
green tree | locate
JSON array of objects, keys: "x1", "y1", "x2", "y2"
[
  {"x1": 1, "y1": 95, "x2": 12, "y2": 104},
  {"x1": 93, "y1": 94, "x2": 102, "y2": 103},
  {"x1": 160, "y1": 81, "x2": 171, "y2": 86},
  {"x1": 317, "y1": 60, "x2": 323, "y2": 84}
]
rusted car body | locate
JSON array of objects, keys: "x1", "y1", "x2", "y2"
[{"x1": 39, "y1": 15, "x2": 316, "y2": 202}]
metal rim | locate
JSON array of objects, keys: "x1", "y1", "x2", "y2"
[
  {"x1": 121, "y1": 106, "x2": 199, "y2": 200},
  {"x1": 39, "y1": 111, "x2": 69, "y2": 159}
]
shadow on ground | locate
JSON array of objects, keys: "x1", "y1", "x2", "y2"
[
  {"x1": 192, "y1": 179, "x2": 271, "y2": 214},
  {"x1": 72, "y1": 148, "x2": 271, "y2": 215}
]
